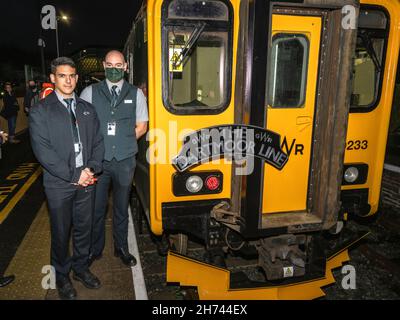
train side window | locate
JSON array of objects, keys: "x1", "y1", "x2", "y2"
[
  {"x1": 267, "y1": 34, "x2": 309, "y2": 108},
  {"x1": 351, "y1": 8, "x2": 388, "y2": 111},
  {"x1": 162, "y1": 0, "x2": 233, "y2": 114},
  {"x1": 351, "y1": 36, "x2": 385, "y2": 107}
]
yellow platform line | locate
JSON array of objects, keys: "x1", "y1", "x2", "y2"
[{"x1": 0, "y1": 167, "x2": 42, "y2": 224}]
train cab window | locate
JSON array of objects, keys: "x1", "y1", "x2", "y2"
[
  {"x1": 351, "y1": 9, "x2": 388, "y2": 111},
  {"x1": 162, "y1": 0, "x2": 233, "y2": 114},
  {"x1": 168, "y1": 0, "x2": 228, "y2": 21},
  {"x1": 267, "y1": 34, "x2": 309, "y2": 108}
]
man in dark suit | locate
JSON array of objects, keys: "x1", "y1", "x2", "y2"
[{"x1": 29, "y1": 57, "x2": 105, "y2": 300}]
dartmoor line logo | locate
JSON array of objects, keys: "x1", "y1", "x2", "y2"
[{"x1": 172, "y1": 125, "x2": 289, "y2": 172}]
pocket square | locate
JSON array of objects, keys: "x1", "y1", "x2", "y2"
[{"x1": 83, "y1": 111, "x2": 90, "y2": 116}]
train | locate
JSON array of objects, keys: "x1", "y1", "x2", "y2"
[{"x1": 124, "y1": 0, "x2": 400, "y2": 299}]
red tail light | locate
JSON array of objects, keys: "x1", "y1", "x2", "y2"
[{"x1": 205, "y1": 176, "x2": 220, "y2": 191}]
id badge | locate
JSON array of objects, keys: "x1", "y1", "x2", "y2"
[
  {"x1": 75, "y1": 152, "x2": 83, "y2": 168},
  {"x1": 107, "y1": 122, "x2": 116, "y2": 136},
  {"x1": 74, "y1": 143, "x2": 80, "y2": 153}
]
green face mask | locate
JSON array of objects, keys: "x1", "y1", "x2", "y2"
[{"x1": 105, "y1": 67, "x2": 125, "y2": 83}]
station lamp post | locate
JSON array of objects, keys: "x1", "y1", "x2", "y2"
[{"x1": 56, "y1": 15, "x2": 69, "y2": 57}]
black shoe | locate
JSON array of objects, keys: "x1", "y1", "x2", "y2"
[
  {"x1": 56, "y1": 276, "x2": 77, "y2": 300},
  {"x1": 88, "y1": 253, "x2": 102, "y2": 267},
  {"x1": 114, "y1": 247, "x2": 137, "y2": 267},
  {"x1": 73, "y1": 270, "x2": 101, "y2": 289},
  {"x1": 0, "y1": 275, "x2": 15, "y2": 287}
]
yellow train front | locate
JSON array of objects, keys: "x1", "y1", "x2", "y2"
[{"x1": 125, "y1": 0, "x2": 400, "y2": 299}]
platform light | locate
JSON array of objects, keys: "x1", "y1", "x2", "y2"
[
  {"x1": 186, "y1": 175, "x2": 203, "y2": 193},
  {"x1": 344, "y1": 167, "x2": 359, "y2": 183}
]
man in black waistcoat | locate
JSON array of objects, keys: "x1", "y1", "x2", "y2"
[
  {"x1": 29, "y1": 57, "x2": 105, "y2": 300},
  {"x1": 80, "y1": 50, "x2": 148, "y2": 267}
]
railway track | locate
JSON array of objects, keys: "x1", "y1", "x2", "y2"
[
  {"x1": 132, "y1": 198, "x2": 400, "y2": 300},
  {"x1": 134, "y1": 219, "x2": 204, "y2": 300},
  {"x1": 324, "y1": 207, "x2": 400, "y2": 299},
  {"x1": 133, "y1": 205, "x2": 265, "y2": 299}
]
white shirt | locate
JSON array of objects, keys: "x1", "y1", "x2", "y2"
[
  {"x1": 105, "y1": 79, "x2": 123, "y2": 95},
  {"x1": 80, "y1": 80, "x2": 148, "y2": 122},
  {"x1": 54, "y1": 90, "x2": 77, "y2": 115}
]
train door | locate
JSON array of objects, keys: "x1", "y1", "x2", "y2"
[{"x1": 263, "y1": 14, "x2": 321, "y2": 214}]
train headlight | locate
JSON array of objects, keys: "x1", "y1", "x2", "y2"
[
  {"x1": 186, "y1": 175, "x2": 203, "y2": 193},
  {"x1": 344, "y1": 167, "x2": 359, "y2": 183}
]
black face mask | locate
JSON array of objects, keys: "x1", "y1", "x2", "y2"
[{"x1": 29, "y1": 85, "x2": 37, "y2": 90}]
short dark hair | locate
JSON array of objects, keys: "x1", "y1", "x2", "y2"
[{"x1": 50, "y1": 57, "x2": 76, "y2": 74}]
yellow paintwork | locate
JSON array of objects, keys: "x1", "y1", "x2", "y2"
[
  {"x1": 263, "y1": 15, "x2": 322, "y2": 214},
  {"x1": 166, "y1": 232, "x2": 369, "y2": 300},
  {"x1": 167, "y1": 249, "x2": 349, "y2": 300},
  {"x1": 147, "y1": 0, "x2": 240, "y2": 235},
  {"x1": 343, "y1": 0, "x2": 400, "y2": 216}
]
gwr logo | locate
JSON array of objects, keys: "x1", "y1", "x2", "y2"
[{"x1": 281, "y1": 137, "x2": 304, "y2": 157}]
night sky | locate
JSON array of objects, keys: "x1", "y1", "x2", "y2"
[{"x1": 0, "y1": 0, "x2": 143, "y2": 68}]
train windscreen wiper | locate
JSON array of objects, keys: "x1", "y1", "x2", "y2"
[
  {"x1": 359, "y1": 31, "x2": 382, "y2": 73},
  {"x1": 172, "y1": 22, "x2": 206, "y2": 68}
]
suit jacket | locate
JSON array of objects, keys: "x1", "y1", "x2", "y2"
[{"x1": 29, "y1": 92, "x2": 104, "y2": 188}]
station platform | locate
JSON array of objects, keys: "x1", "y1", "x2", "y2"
[
  {"x1": 0, "y1": 132, "x2": 139, "y2": 300},
  {"x1": 0, "y1": 203, "x2": 136, "y2": 300}
]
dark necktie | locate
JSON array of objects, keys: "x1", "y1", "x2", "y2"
[
  {"x1": 111, "y1": 85, "x2": 119, "y2": 108},
  {"x1": 64, "y1": 98, "x2": 79, "y2": 147}
]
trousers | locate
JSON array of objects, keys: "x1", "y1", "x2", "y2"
[
  {"x1": 45, "y1": 185, "x2": 95, "y2": 277},
  {"x1": 91, "y1": 156, "x2": 136, "y2": 256}
]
